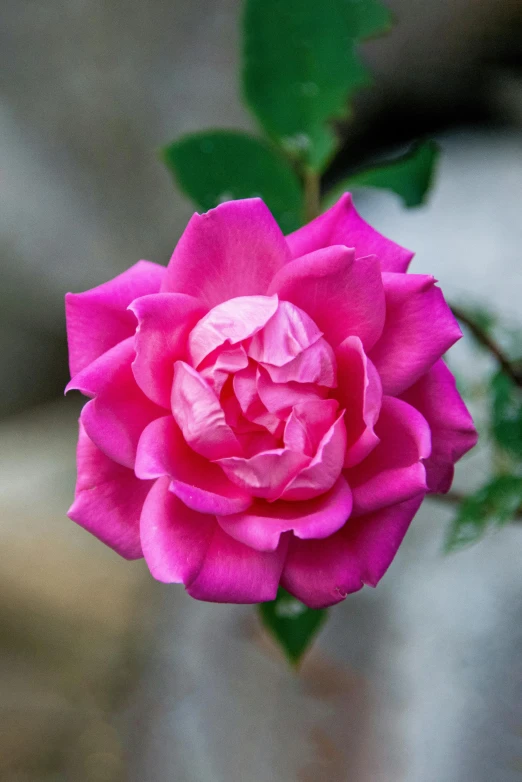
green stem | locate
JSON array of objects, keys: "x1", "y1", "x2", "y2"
[{"x1": 303, "y1": 168, "x2": 320, "y2": 223}]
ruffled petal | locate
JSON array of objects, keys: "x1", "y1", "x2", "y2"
[
  {"x1": 186, "y1": 524, "x2": 289, "y2": 603},
  {"x1": 283, "y1": 399, "x2": 339, "y2": 457},
  {"x1": 68, "y1": 422, "x2": 151, "y2": 559},
  {"x1": 261, "y1": 338, "x2": 337, "y2": 387},
  {"x1": 135, "y1": 416, "x2": 252, "y2": 516},
  {"x1": 281, "y1": 494, "x2": 424, "y2": 609},
  {"x1": 256, "y1": 367, "x2": 328, "y2": 417},
  {"x1": 171, "y1": 361, "x2": 242, "y2": 460},
  {"x1": 346, "y1": 396, "x2": 431, "y2": 515},
  {"x1": 217, "y1": 448, "x2": 310, "y2": 501},
  {"x1": 162, "y1": 199, "x2": 291, "y2": 306},
  {"x1": 400, "y1": 360, "x2": 478, "y2": 493},
  {"x1": 218, "y1": 476, "x2": 352, "y2": 552},
  {"x1": 335, "y1": 336, "x2": 382, "y2": 468},
  {"x1": 65, "y1": 261, "x2": 165, "y2": 377},
  {"x1": 248, "y1": 300, "x2": 323, "y2": 366},
  {"x1": 285, "y1": 193, "x2": 414, "y2": 273},
  {"x1": 67, "y1": 338, "x2": 163, "y2": 468},
  {"x1": 140, "y1": 476, "x2": 215, "y2": 584},
  {"x1": 369, "y1": 273, "x2": 462, "y2": 396},
  {"x1": 130, "y1": 292, "x2": 207, "y2": 408},
  {"x1": 280, "y1": 413, "x2": 347, "y2": 500},
  {"x1": 188, "y1": 295, "x2": 278, "y2": 367},
  {"x1": 268, "y1": 245, "x2": 385, "y2": 350},
  {"x1": 200, "y1": 345, "x2": 249, "y2": 395}
]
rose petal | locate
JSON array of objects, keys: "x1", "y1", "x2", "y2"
[
  {"x1": 261, "y1": 338, "x2": 337, "y2": 387},
  {"x1": 281, "y1": 495, "x2": 424, "y2": 609},
  {"x1": 186, "y1": 524, "x2": 289, "y2": 603},
  {"x1": 217, "y1": 448, "x2": 310, "y2": 501},
  {"x1": 400, "y1": 359, "x2": 478, "y2": 493},
  {"x1": 171, "y1": 361, "x2": 242, "y2": 461},
  {"x1": 218, "y1": 476, "x2": 352, "y2": 552},
  {"x1": 285, "y1": 193, "x2": 414, "y2": 273},
  {"x1": 162, "y1": 199, "x2": 291, "y2": 306},
  {"x1": 188, "y1": 295, "x2": 278, "y2": 367},
  {"x1": 283, "y1": 399, "x2": 339, "y2": 457},
  {"x1": 65, "y1": 260, "x2": 166, "y2": 378},
  {"x1": 369, "y1": 273, "x2": 462, "y2": 396},
  {"x1": 346, "y1": 396, "x2": 431, "y2": 515},
  {"x1": 248, "y1": 300, "x2": 323, "y2": 366},
  {"x1": 67, "y1": 337, "x2": 163, "y2": 468},
  {"x1": 129, "y1": 292, "x2": 207, "y2": 408},
  {"x1": 135, "y1": 416, "x2": 252, "y2": 516},
  {"x1": 200, "y1": 345, "x2": 249, "y2": 395},
  {"x1": 256, "y1": 367, "x2": 328, "y2": 417},
  {"x1": 279, "y1": 413, "x2": 347, "y2": 500},
  {"x1": 233, "y1": 363, "x2": 261, "y2": 417},
  {"x1": 335, "y1": 336, "x2": 382, "y2": 468},
  {"x1": 140, "y1": 476, "x2": 215, "y2": 584},
  {"x1": 268, "y1": 245, "x2": 385, "y2": 350},
  {"x1": 68, "y1": 422, "x2": 152, "y2": 559}
]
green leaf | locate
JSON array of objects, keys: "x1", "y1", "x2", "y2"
[
  {"x1": 491, "y1": 371, "x2": 522, "y2": 461},
  {"x1": 259, "y1": 588, "x2": 327, "y2": 664},
  {"x1": 445, "y1": 475, "x2": 522, "y2": 552},
  {"x1": 325, "y1": 140, "x2": 440, "y2": 208},
  {"x1": 242, "y1": 0, "x2": 392, "y2": 172},
  {"x1": 162, "y1": 130, "x2": 304, "y2": 234}
]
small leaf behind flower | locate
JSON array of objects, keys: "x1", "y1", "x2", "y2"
[
  {"x1": 445, "y1": 475, "x2": 522, "y2": 552},
  {"x1": 325, "y1": 140, "x2": 440, "y2": 208},
  {"x1": 162, "y1": 131, "x2": 304, "y2": 234},
  {"x1": 242, "y1": 0, "x2": 392, "y2": 172},
  {"x1": 259, "y1": 588, "x2": 327, "y2": 664},
  {"x1": 491, "y1": 371, "x2": 522, "y2": 461}
]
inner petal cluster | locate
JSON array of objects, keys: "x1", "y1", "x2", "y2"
[{"x1": 171, "y1": 295, "x2": 346, "y2": 501}]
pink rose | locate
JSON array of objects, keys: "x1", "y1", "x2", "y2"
[{"x1": 65, "y1": 195, "x2": 477, "y2": 608}]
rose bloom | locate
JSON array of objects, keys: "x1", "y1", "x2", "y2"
[{"x1": 65, "y1": 195, "x2": 477, "y2": 608}]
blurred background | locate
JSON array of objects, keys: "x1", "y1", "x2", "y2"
[{"x1": 1, "y1": 0, "x2": 521, "y2": 780}]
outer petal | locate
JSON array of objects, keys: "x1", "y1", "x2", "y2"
[
  {"x1": 400, "y1": 360, "x2": 478, "y2": 493},
  {"x1": 335, "y1": 336, "x2": 382, "y2": 468},
  {"x1": 285, "y1": 193, "x2": 414, "y2": 273},
  {"x1": 217, "y1": 448, "x2": 310, "y2": 501},
  {"x1": 140, "y1": 476, "x2": 215, "y2": 584},
  {"x1": 281, "y1": 494, "x2": 424, "y2": 609},
  {"x1": 171, "y1": 361, "x2": 242, "y2": 460},
  {"x1": 268, "y1": 246, "x2": 385, "y2": 350},
  {"x1": 369, "y1": 273, "x2": 462, "y2": 396},
  {"x1": 130, "y1": 293, "x2": 207, "y2": 408},
  {"x1": 66, "y1": 261, "x2": 165, "y2": 377},
  {"x1": 67, "y1": 337, "x2": 163, "y2": 468},
  {"x1": 162, "y1": 199, "x2": 291, "y2": 306},
  {"x1": 68, "y1": 422, "x2": 152, "y2": 560},
  {"x1": 280, "y1": 413, "x2": 347, "y2": 501},
  {"x1": 218, "y1": 476, "x2": 352, "y2": 552},
  {"x1": 135, "y1": 416, "x2": 252, "y2": 516},
  {"x1": 346, "y1": 396, "x2": 431, "y2": 515},
  {"x1": 188, "y1": 295, "x2": 278, "y2": 367},
  {"x1": 186, "y1": 524, "x2": 289, "y2": 603}
]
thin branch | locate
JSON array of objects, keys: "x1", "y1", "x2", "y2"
[
  {"x1": 428, "y1": 490, "x2": 522, "y2": 520},
  {"x1": 451, "y1": 305, "x2": 522, "y2": 387}
]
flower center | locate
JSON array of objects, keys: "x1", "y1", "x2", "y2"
[{"x1": 172, "y1": 295, "x2": 346, "y2": 501}]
